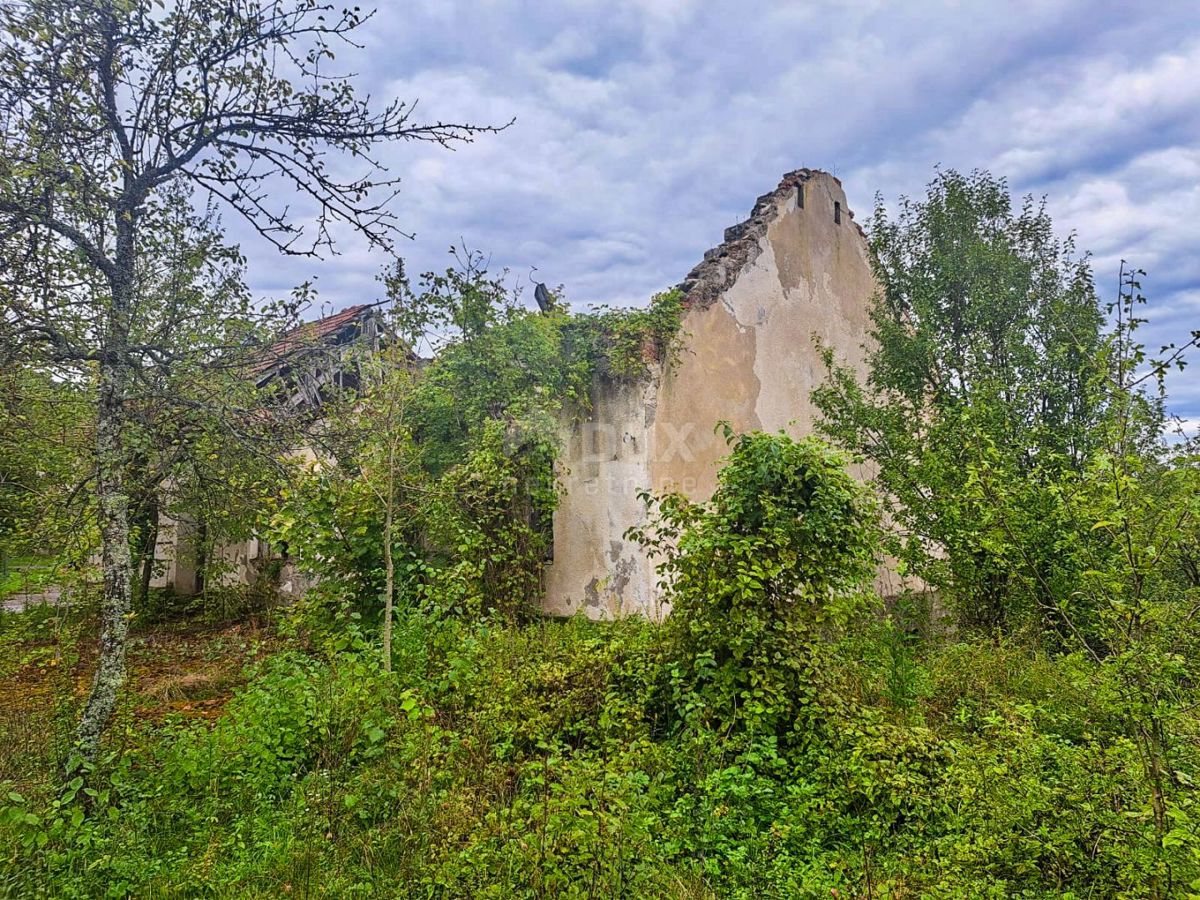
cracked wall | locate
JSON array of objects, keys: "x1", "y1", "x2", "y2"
[{"x1": 543, "y1": 170, "x2": 884, "y2": 619}]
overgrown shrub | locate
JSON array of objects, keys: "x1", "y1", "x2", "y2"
[
  {"x1": 6, "y1": 590, "x2": 1200, "y2": 897},
  {"x1": 632, "y1": 427, "x2": 880, "y2": 742}
]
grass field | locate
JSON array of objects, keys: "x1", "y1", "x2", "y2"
[{"x1": 0, "y1": 553, "x2": 58, "y2": 599}]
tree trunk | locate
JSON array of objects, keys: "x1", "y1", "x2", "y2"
[
  {"x1": 135, "y1": 495, "x2": 159, "y2": 611},
  {"x1": 195, "y1": 520, "x2": 208, "y2": 595},
  {"x1": 74, "y1": 216, "x2": 135, "y2": 765},
  {"x1": 75, "y1": 356, "x2": 133, "y2": 762},
  {"x1": 382, "y1": 496, "x2": 394, "y2": 673}
]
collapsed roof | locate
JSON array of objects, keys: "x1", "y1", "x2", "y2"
[{"x1": 252, "y1": 304, "x2": 385, "y2": 409}]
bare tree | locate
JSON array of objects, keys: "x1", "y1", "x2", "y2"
[{"x1": 0, "y1": 0, "x2": 500, "y2": 764}]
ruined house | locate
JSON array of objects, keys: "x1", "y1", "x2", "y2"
[
  {"x1": 150, "y1": 304, "x2": 387, "y2": 595},
  {"x1": 153, "y1": 168, "x2": 887, "y2": 618},
  {"x1": 543, "y1": 169, "x2": 891, "y2": 619}
]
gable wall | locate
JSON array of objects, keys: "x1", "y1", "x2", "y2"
[{"x1": 543, "y1": 170, "x2": 882, "y2": 618}]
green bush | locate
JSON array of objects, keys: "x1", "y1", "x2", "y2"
[
  {"x1": 6, "y1": 602, "x2": 1200, "y2": 897},
  {"x1": 632, "y1": 428, "x2": 880, "y2": 742}
]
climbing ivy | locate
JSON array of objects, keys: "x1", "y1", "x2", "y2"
[{"x1": 564, "y1": 288, "x2": 685, "y2": 383}]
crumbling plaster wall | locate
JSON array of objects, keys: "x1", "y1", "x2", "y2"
[
  {"x1": 544, "y1": 169, "x2": 888, "y2": 619},
  {"x1": 151, "y1": 444, "x2": 321, "y2": 599}
]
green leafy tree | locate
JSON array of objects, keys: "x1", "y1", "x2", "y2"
[
  {"x1": 278, "y1": 257, "x2": 570, "y2": 627},
  {"x1": 119, "y1": 189, "x2": 289, "y2": 614},
  {"x1": 273, "y1": 367, "x2": 426, "y2": 665},
  {"x1": 973, "y1": 265, "x2": 1200, "y2": 894},
  {"x1": 815, "y1": 169, "x2": 1107, "y2": 634},
  {"x1": 404, "y1": 251, "x2": 585, "y2": 476},
  {"x1": 0, "y1": 0, "x2": 496, "y2": 763},
  {"x1": 281, "y1": 273, "x2": 427, "y2": 668}
]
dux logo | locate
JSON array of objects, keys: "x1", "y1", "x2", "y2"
[{"x1": 580, "y1": 421, "x2": 697, "y2": 464}]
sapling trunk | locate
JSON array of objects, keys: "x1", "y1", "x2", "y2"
[
  {"x1": 382, "y1": 494, "x2": 394, "y2": 673},
  {"x1": 135, "y1": 495, "x2": 159, "y2": 612}
]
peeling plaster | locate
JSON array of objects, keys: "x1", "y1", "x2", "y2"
[{"x1": 543, "y1": 169, "x2": 877, "y2": 619}]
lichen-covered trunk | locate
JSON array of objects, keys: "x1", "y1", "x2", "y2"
[{"x1": 75, "y1": 218, "x2": 135, "y2": 764}]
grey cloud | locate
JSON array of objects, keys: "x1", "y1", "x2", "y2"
[{"x1": 220, "y1": 0, "x2": 1200, "y2": 416}]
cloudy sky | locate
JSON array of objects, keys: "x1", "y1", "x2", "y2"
[{"x1": 234, "y1": 0, "x2": 1200, "y2": 422}]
